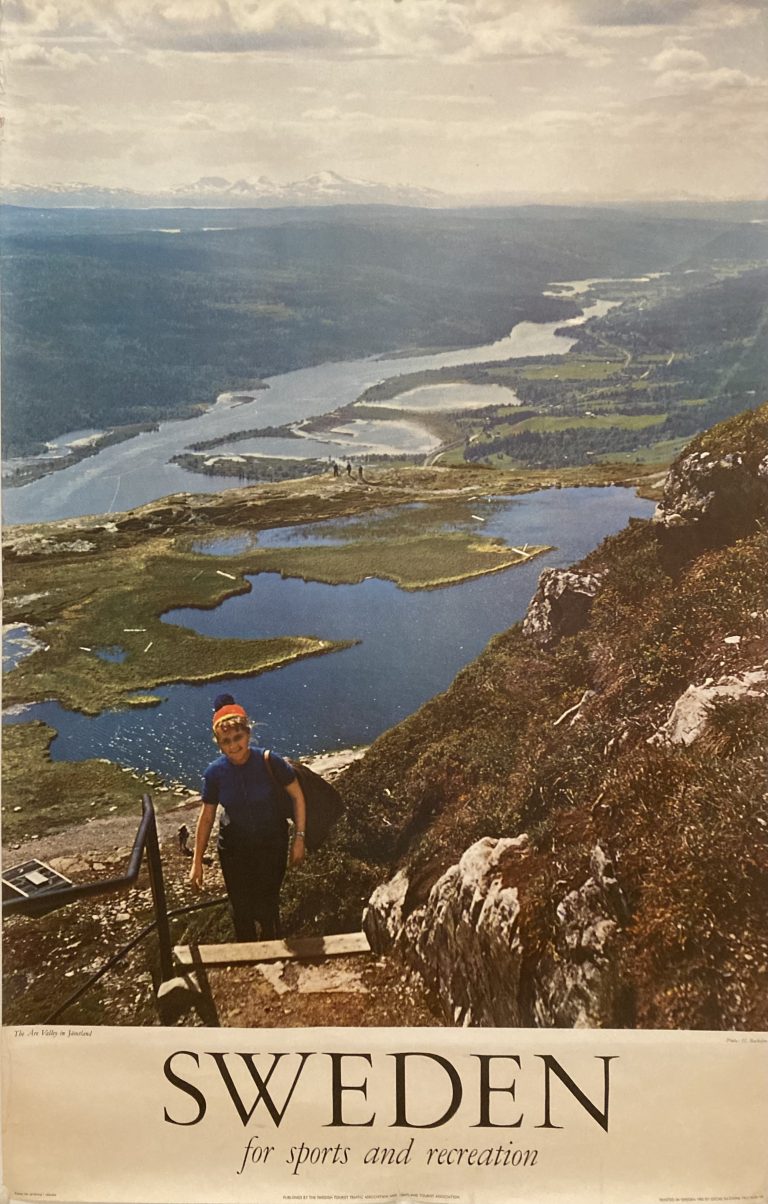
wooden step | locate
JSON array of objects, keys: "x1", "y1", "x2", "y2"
[{"x1": 174, "y1": 930, "x2": 371, "y2": 967}]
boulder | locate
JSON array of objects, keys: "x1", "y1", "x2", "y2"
[
  {"x1": 653, "y1": 449, "x2": 768, "y2": 542},
  {"x1": 365, "y1": 836, "x2": 530, "y2": 1026},
  {"x1": 649, "y1": 664, "x2": 768, "y2": 746},
  {"x1": 522, "y1": 568, "x2": 603, "y2": 646},
  {"x1": 532, "y1": 845, "x2": 628, "y2": 1028},
  {"x1": 363, "y1": 869, "x2": 410, "y2": 952}
]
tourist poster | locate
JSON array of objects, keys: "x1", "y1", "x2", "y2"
[{"x1": 2, "y1": 0, "x2": 767, "y2": 1201}]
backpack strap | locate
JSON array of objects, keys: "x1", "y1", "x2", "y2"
[
  {"x1": 263, "y1": 748, "x2": 279, "y2": 789},
  {"x1": 264, "y1": 749, "x2": 293, "y2": 820}
]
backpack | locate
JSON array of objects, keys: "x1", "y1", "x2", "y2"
[{"x1": 263, "y1": 750, "x2": 345, "y2": 852}]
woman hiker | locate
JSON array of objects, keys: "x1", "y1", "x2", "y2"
[{"x1": 189, "y1": 693, "x2": 307, "y2": 941}]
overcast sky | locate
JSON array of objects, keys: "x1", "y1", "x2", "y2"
[{"x1": 3, "y1": 0, "x2": 767, "y2": 200}]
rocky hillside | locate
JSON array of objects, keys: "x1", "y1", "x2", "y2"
[{"x1": 289, "y1": 404, "x2": 768, "y2": 1030}]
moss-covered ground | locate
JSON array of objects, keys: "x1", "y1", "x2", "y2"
[{"x1": 2, "y1": 722, "x2": 170, "y2": 843}]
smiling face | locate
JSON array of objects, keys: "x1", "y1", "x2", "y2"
[{"x1": 215, "y1": 719, "x2": 252, "y2": 766}]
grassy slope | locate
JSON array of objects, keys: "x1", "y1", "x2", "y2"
[{"x1": 283, "y1": 405, "x2": 768, "y2": 1030}]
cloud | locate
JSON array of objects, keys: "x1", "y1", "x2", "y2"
[
  {"x1": 648, "y1": 45, "x2": 709, "y2": 71},
  {"x1": 653, "y1": 65, "x2": 763, "y2": 92},
  {"x1": 174, "y1": 112, "x2": 219, "y2": 130},
  {"x1": 13, "y1": 101, "x2": 84, "y2": 128},
  {"x1": 7, "y1": 41, "x2": 98, "y2": 68},
  {"x1": 573, "y1": 0, "x2": 761, "y2": 28},
  {"x1": 301, "y1": 107, "x2": 343, "y2": 122},
  {"x1": 0, "y1": 0, "x2": 616, "y2": 62},
  {"x1": 3, "y1": 1, "x2": 64, "y2": 36},
  {"x1": 644, "y1": 38, "x2": 766, "y2": 95}
]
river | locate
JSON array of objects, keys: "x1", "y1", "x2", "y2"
[
  {"x1": 2, "y1": 290, "x2": 614, "y2": 525},
  {"x1": 4, "y1": 280, "x2": 653, "y2": 779}
]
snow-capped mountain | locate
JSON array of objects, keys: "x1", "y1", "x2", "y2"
[{"x1": 3, "y1": 172, "x2": 448, "y2": 209}]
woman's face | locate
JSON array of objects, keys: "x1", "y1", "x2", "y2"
[{"x1": 216, "y1": 721, "x2": 251, "y2": 766}]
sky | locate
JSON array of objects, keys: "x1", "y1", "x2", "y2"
[{"x1": 2, "y1": 0, "x2": 767, "y2": 201}]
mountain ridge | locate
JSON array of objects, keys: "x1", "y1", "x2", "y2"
[
  {"x1": 1, "y1": 172, "x2": 447, "y2": 210},
  {"x1": 5, "y1": 177, "x2": 768, "y2": 215}
]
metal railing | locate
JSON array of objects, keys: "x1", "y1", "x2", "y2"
[{"x1": 3, "y1": 794, "x2": 184, "y2": 1013}]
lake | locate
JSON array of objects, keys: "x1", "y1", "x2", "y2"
[{"x1": 4, "y1": 487, "x2": 654, "y2": 784}]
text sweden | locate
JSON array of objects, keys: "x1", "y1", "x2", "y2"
[{"x1": 164, "y1": 1049, "x2": 616, "y2": 1177}]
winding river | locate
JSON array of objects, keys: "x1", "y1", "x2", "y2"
[
  {"x1": 2, "y1": 290, "x2": 615, "y2": 526},
  {"x1": 3, "y1": 279, "x2": 655, "y2": 782}
]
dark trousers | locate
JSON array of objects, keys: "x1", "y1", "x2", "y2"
[{"x1": 219, "y1": 835, "x2": 288, "y2": 942}]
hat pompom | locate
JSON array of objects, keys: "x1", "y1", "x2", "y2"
[{"x1": 213, "y1": 692, "x2": 235, "y2": 711}]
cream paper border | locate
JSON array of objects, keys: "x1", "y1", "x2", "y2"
[{"x1": 3, "y1": 1024, "x2": 767, "y2": 1204}]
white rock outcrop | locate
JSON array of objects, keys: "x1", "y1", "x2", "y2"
[
  {"x1": 364, "y1": 837, "x2": 628, "y2": 1028},
  {"x1": 522, "y1": 569, "x2": 604, "y2": 646},
  {"x1": 649, "y1": 664, "x2": 768, "y2": 746},
  {"x1": 533, "y1": 845, "x2": 628, "y2": 1028},
  {"x1": 653, "y1": 449, "x2": 768, "y2": 534}
]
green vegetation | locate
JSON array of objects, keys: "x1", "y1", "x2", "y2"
[
  {"x1": 515, "y1": 359, "x2": 620, "y2": 381},
  {"x1": 1, "y1": 722, "x2": 170, "y2": 843},
  {"x1": 171, "y1": 452, "x2": 331, "y2": 482},
  {"x1": 593, "y1": 436, "x2": 692, "y2": 465},
  {"x1": 314, "y1": 265, "x2": 768, "y2": 475},
  {"x1": 479, "y1": 276, "x2": 767, "y2": 455},
  {"x1": 506, "y1": 413, "x2": 666, "y2": 434},
  {"x1": 250, "y1": 533, "x2": 549, "y2": 591},
  {"x1": 3, "y1": 534, "x2": 347, "y2": 715},
  {"x1": 5, "y1": 204, "x2": 766, "y2": 454},
  {"x1": 278, "y1": 404, "x2": 768, "y2": 1030}
]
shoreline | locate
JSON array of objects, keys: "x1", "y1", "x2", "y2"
[
  {"x1": 0, "y1": 277, "x2": 590, "y2": 521},
  {"x1": 1, "y1": 745, "x2": 368, "y2": 865}
]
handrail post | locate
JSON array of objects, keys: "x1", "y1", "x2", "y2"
[
  {"x1": 141, "y1": 795, "x2": 176, "y2": 987},
  {"x1": 140, "y1": 795, "x2": 191, "y2": 1016}
]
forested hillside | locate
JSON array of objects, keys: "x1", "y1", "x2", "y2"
[{"x1": 2, "y1": 204, "x2": 761, "y2": 454}]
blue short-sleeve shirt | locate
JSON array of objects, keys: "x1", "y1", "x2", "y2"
[{"x1": 202, "y1": 746, "x2": 295, "y2": 848}]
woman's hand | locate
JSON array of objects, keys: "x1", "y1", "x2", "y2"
[
  {"x1": 284, "y1": 779, "x2": 307, "y2": 868},
  {"x1": 190, "y1": 801, "x2": 215, "y2": 891}
]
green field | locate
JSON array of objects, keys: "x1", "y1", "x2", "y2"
[
  {"x1": 593, "y1": 436, "x2": 692, "y2": 464},
  {"x1": 514, "y1": 360, "x2": 621, "y2": 381}
]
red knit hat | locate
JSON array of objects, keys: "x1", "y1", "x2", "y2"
[{"x1": 212, "y1": 703, "x2": 248, "y2": 732}]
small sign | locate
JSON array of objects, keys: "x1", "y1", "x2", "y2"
[{"x1": 2, "y1": 859, "x2": 73, "y2": 901}]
